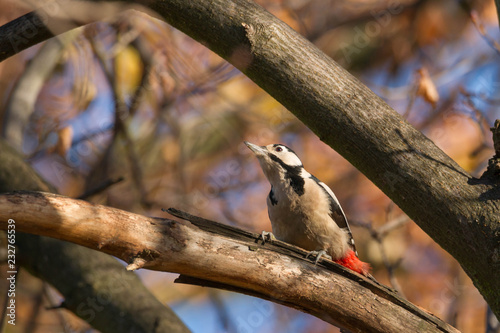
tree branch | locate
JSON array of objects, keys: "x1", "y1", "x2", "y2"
[
  {"x1": 0, "y1": 191, "x2": 459, "y2": 333},
  {"x1": 0, "y1": 0, "x2": 498, "y2": 318},
  {"x1": 0, "y1": 11, "x2": 54, "y2": 61}
]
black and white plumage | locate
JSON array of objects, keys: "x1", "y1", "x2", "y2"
[{"x1": 245, "y1": 141, "x2": 369, "y2": 274}]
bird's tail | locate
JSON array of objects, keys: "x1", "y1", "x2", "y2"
[{"x1": 335, "y1": 249, "x2": 371, "y2": 276}]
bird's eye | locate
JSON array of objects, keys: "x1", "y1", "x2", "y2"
[{"x1": 275, "y1": 147, "x2": 283, "y2": 152}]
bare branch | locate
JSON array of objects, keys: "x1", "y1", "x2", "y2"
[
  {"x1": 0, "y1": 191, "x2": 459, "y2": 333},
  {"x1": 351, "y1": 214, "x2": 409, "y2": 295},
  {"x1": 77, "y1": 176, "x2": 124, "y2": 199}
]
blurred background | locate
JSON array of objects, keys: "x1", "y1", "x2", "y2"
[{"x1": 0, "y1": 0, "x2": 499, "y2": 332}]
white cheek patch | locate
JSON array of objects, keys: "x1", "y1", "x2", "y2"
[
  {"x1": 266, "y1": 144, "x2": 302, "y2": 167},
  {"x1": 280, "y1": 152, "x2": 302, "y2": 167}
]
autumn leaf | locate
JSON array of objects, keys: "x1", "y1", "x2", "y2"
[{"x1": 416, "y1": 67, "x2": 439, "y2": 108}]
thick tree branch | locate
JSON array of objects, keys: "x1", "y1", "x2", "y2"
[
  {"x1": 0, "y1": 139, "x2": 190, "y2": 333},
  {"x1": 0, "y1": 11, "x2": 54, "y2": 61},
  {"x1": 0, "y1": 1, "x2": 131, "y2": 61},
  {"x1": 0, "y1": 191, "x2": 459, "y2": 333},
  {"x1": 0, "y1": 0, "x2": 498, "y2": 317}
]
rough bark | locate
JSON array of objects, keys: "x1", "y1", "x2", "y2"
[
  {"x1": 0, "y1": 191, "x2": 460, "y2": 333},
  {"x1": 0, "y1": 139, "x2": 191, "y2": 333},
  {"x1": 0, "y1": 0, "x2": 498, "y2": 318}
]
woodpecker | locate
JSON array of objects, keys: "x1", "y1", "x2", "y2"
[{"x1": 245, "y1": 141, "x2": 370, "y2": 276}]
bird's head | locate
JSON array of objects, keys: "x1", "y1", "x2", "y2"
[{"x1": 244, "y1": 141, "x2": 303, "y2": 185}]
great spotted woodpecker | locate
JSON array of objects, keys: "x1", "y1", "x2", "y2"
[{"x1": 245, "y1": 141, "x2": 370, "y2": 276}]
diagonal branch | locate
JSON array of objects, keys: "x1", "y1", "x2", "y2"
[{"x1": 0, "y1": 191, "x2": 459, "y2": 333}]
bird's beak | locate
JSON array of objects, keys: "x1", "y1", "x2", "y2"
[{"x1": 244, "y1": 141, "x2": 266, "y2": 156}]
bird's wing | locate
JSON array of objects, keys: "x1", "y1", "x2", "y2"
[{"x1": 311, "y1": 175, "x2": 357, "y2": 253}]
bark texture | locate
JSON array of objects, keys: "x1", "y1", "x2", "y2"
[
  {"x1": 0, "y1": 139, "x2": 191, "y2": 333},
  {"x1": 0, "y1": 0, "x2": 499, "y2": 318},
  {"x1": 0, "y1": 191, "x2": 460, "y2": 333}
]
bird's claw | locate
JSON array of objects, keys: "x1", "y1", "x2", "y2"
[
  {"x1": 306, "y1": 250, "x2": 332, "y2": 265},
  {"x1": 259, "y1": 231, "x2": 276, "y2": 244}
]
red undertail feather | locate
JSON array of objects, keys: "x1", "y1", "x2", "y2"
[{"x1": 334, "y1": 250, "x2": 371, "y2": 276}]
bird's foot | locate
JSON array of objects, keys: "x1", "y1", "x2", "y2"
[
  {"x1": 259, "y1": 231, "x2": 276, "y2": 244},
  {"x1": 306, "y1": 250, "x2": 332, "y2": 265}
]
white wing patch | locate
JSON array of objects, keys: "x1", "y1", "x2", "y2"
[{"x1": 313, "y1": 177, "x2": 358, "y2": 253}]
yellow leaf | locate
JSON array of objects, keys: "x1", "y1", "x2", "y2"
[
  {"x1": 416, "y1": 67, "x2": 439, "y2": 108},
  {"x1": 115, "y1": 46, "x2": 143, "y2": 95}
]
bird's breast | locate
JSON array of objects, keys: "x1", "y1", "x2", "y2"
[{"x1": 266, "y1": 179, "x2": 349, "y2": 258}]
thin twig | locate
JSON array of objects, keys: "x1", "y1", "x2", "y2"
[
  {"x1": 351, "y1": 214, "x2": 409, "y2": 295},
  {"x1": 469, "y1": 9, "x2": 500, "y2": 56},
  {"x1": 77, "y1": 176, "x2": 124, "y2": 200},
  {"x1": 89, "y1": 28, "x2": 152, "y2": 209},
  {"x1": 42, "y1": 283, "x2": 72, "y2": 333},
  {"x1": 208, "y1": 290, "x2": 233, "y2": 332},
  {"x1": 377, "y1": 215, "x2": 410, "y2": 238}
]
